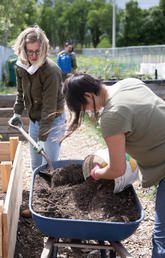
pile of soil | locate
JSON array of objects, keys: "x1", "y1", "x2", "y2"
[{"x1": 32, "y1": 163, "x2": 140, "y2": 222}]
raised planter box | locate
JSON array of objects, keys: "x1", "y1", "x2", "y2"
[
  {"x1": 0, "y1": 137, "x2": 23, "y2": 258},
  {"x1": 0, "y1": 94, "x2": 29, "y2": 140},
  {"x1": 104, "y1": 79, "x2": 165, "y2": 100}
]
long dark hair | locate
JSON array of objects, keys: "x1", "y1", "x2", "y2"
[{"x1": 62, "y1": 72, "x2": 102, "y2": 140}]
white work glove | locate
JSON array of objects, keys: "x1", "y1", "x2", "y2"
[
  {"x1": 33, "y1": 140, "x2": 45, "y2": 154},
  {"x1": 8, "y1": 113, "x2": 21, "y2": 126}
]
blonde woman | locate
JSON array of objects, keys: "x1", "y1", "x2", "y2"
[{"x1": 9, "y1": 25, "x2": 66, "y2": 171}]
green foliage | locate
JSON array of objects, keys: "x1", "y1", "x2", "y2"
[
  {"x1": 141, "y1": 7, "x2": 165, "y2": 45},
  {"x1": 0, "y1": 81, "x2": 16, "y2": 94},
  {"x1": 76, "y1": 54, "x2": 140, "y2": 80},
  {"x1": 143, "y1": 184, "x2": 157, "y2": 200},
  {"x1": 0, "y1": 0, "x2": 164, "y2": 49},
  {"x1": 83, "y1": 113, "x2": 106, "y2": 147},
  {"x1": 121, "y1": 0, "x2": 144, "y2": 46},
  {"x1": 0, "y1": 0, "x2": 38, "y2": 46},
  {"x1": 160, "y1": 0, "x2": 165, "y2": 15}
]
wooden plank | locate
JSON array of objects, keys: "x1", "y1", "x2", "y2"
[
  {"x1": 0, "y1": 132, "x2": 28, "y2": 142},
  {"x1": 0, "y1": 108, "x2": 13, "y2": 117},
  {"x1": 0, "y1": 117, "x2": 29, "y2": 126},
  {"x1": 0, "y1": 200, "x2": 4, "y2": 258},
  {"x1": 0, "y1": 143, "x2": 10, "y2": 162},
  {"x1": 0, "y1": 162, "x2": 12, "y2": 193},
  {"x1": 0, "y1": 95, "x2": 16, "y2": 108},
  {"x1": 0, "y1": 108, "x2": 28, "y2": 118},
  {"x1": 3, "y1": 142, "x2": 23, "y2": 258},
  {"x1": 0, "y1": 201, "x2": 3, "y2": 258},
  {"x1": 0, "y1": 126, "x2": 29, "y2": 135},
  {"x1": 2, "y1": 214, "x2": 8, "y2": 258},
  {"x1": 9, "y1": 137, "x2": 19, "y2": 162}
]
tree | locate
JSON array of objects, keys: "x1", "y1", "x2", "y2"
[
  {"x1": 99, "y1": 3, "x2": 113, "y2": 44},
  {"x1": 71, "y1": 0, "x2": 90, "y2": 47},
  {"x1": 160, "y1": 0, "x2": 165, "y2": 15},
  {"x1": 0, "y1": 0, "x2": 38, "y2": 46},
  {"x1": 39, "y1": 0, "x2": 55, "y2": 46},
  {"x1": 0, "y1": 0, "x2": 14, "y2": 45},
  {"x1": 141, "y1": 7, "x2": 165, "y2": 45},
  {"x1": 86, "y1": 0, "x2": 106, "y2": 47},
  {"x1": 87, "y1": 9, "x2": 101, "y2": 48},
  {"x1": 53, "y1": 0, "x2": 70, "y2": 47},
  {"x1": 120, "y1": 0, "x2": 144, "y2": 46}
]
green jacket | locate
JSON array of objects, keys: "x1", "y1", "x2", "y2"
[{"x1": 14, "y1": 58, "x2": 65, "y2": 141}]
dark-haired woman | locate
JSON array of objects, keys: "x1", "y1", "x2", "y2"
[{"x1": 62, "y1": 72, "x2": 165, "y2": 258}]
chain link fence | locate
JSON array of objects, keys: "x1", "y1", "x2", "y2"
[
  {"x1": 82, "y1": 45, "x2": 165, "y2": 78},
  {"x1": 82, "y1": 45, "x2": 165, "y2": 63}
]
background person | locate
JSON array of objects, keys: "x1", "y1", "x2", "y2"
[
  {"x1": 62, "y1": 72, "x2": 165, "y2": 258},
  {"x1": 57, "y1": 42, "x2": 77, "y2": 81},
  {"x1": 9, "y1": 25, "x2": 66, "y2": 171}
]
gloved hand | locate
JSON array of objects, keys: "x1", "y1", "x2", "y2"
[
  {"x1": 33, "y1": 140, "x2": 45, "y2": 154},
  {"x1": 8, "y1": 113, "x2": 21, "y2": 126}
]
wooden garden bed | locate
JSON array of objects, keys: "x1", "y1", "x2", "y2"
[
  {"x1": 0, "y1": 137, "x2": 23, "y2": 258},
  {"x1": 0, "y1": 94, "x2": 29, "y2": 140}
]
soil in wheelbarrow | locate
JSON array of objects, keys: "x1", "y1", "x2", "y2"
[{"x1": 32, "y1": 163, "x2": 140, "y2": 222}]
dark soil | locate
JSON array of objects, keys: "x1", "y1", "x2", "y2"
[
  {"x1": 32, "y1": 163, "x2": 140, "y2": 222},
  {"x1": 14, "y1": 191, "x2": 45, "y2": 258}
]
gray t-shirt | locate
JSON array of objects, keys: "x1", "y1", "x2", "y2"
[{"x1": 101, "y1": 78, "x2": 165, "y2": 187}]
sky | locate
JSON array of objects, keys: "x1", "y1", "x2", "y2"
[{"x1": 113, "y1": 0, "x2": 159, "y2": 9}]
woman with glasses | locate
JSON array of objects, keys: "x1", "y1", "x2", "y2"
[
  {"x1": 9, "y1": 25, "x2": 66, "y2": 172},
  {"x1": 62, "y1": 72, "x2": 165, "y2": 258}
]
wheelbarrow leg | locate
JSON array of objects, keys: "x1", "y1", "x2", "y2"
[
  {"x1": 110, "y1": 242, "x2": 133, "y2": 258},
  {"x1": 40, "y1": 237, "x2": 57, "y2": 258},
  {"x1": 109, "y1": 249, "x2": 116, "y2": 258},
  {"x1": 50, "y1": 245, "x2": 58, "y2": 258},
  {"x1": 98, "y1": 240, "x2": 107, "y2": 258}
]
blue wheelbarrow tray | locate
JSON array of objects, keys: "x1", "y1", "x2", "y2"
[{"x1": 29, "y1": 159, "x2": 145, "y2": 242}]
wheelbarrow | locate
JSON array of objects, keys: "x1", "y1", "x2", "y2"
[{"x1": 29, "y1": 159, "x2": 145, "y2": 257}]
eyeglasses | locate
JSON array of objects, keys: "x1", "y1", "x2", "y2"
[{"x1": 26, "y1": 49, "x2": 40, "y2": 56}]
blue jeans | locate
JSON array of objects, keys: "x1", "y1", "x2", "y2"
[
  {"x1": 152, "y1": 177, "x2": 165, "y2": 257},
  {"x1": 29, "y1": 113, "x2": 66, "y2": 171}
]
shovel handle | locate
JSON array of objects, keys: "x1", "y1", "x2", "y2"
[
  {"x1": 18, "y1": 127, "x2": 54, "y2": 172},
  {"x1": 9, "y1": 122, "x2": 54, "y2": 172},
  {"x1": 18, "y1": 127, "x2": 38, "y2": 148}
]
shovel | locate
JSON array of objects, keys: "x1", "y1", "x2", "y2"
[{"x1": 8, "y1": 119, "x2": 54, "y2": 179}]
